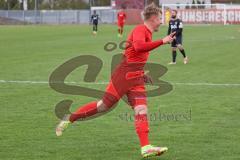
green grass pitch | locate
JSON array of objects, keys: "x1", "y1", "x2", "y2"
[{"x1": 0, "y1": 24, "x2": 240, "y2": 160}]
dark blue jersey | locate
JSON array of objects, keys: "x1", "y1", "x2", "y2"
[
  {"x1": 91, "y1": 14, "x2": 99, "y2": 24},
  {"x1": 168, "y1": 18, "x2": 183, "y2": 37}
]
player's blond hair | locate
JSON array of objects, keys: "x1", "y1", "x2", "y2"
[{"x1": 143, "y1": 3, "x2": 162, "y2": 20}]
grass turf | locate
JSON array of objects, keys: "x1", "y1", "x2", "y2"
[{"x1": 0, "y1": 24, "x2": 240, "y2": 160}]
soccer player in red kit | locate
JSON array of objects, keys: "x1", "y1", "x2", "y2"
[
  {"x1": 56, "y1": 4, "x2": 175, "y2": 158},
  {"x1": 117, "y1": 9, "x2": 126, "y2": 37}
]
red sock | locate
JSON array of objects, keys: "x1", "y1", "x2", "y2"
[
  {"x1": 69, "y1": 101, "x2": 98, "y2": 123},
  {"x1": 135, "y1": 114, "x2": 150, "y2": 147}
]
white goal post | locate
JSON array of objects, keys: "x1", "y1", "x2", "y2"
[{"x1": 161, "y1": 3, "x2": 240, "y2": 25}]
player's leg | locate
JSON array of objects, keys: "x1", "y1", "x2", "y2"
[
  {"x1": 92, "y1": 22, "x2": 98, "y2": 35},
  {"x1": 128, "y1": 85, "x2": 168, "y2": 158},
  {"x1": 168, "y1": 46, "x2": 177, "y2": 65},
  {"x1": 69, "y1": 100, "x2": 108, "y2": 123},
  {"x1": 95, "y1": 23, "x2": 98, "y2": 32},
  {"x1": 117, "y1": 23, "x2": 123, "y2": 37},
  {"x1": 56, "y1": 81, "x2": 121, "y2": 136},
  {"x1": 120, "y1": 25, "x2": 124, "y2": 36},
  {"x1": 92, "y1": 24, "x2": 95, "y2": 34},
  {"x1": 120, "y1": 23, "x2": 125, "y2": 37},
  {"x1": 177, "y1": 44, "x2": 188, "y2": 64},
  {"x1": 134, "y1": 105, "x2": 149, "y2": 147},
  {"x1": 176, "y1": 37, "x2": 188, "y2": 64},
  {"x1": 120, "y1": 27, "x2": 122, "y2": 35},
  {"x1": 177, "y1": 44, "x2": 185, "y2": 57},
  {"x1": 136, "y1": 106, "x2": 167, "y2": 158},
  {"x1": 117, "y1": 26, "x2": 121, "y2": 37},
  {"x1": 55, "y1": 100, "x2": 109, "y2": 136},
  {"x1": 117, "y1": 21, "x2": 120, "y2": 37},
  {"x1": 168, "y1": 38, "x2": 177, "y2": 64}
]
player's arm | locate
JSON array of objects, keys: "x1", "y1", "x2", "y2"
[
  {"x1": 167, "y1": 21, "x2": 171, "y2": 35},
  {"x1": 98, "y1": 15, "x2": 102, "y2": 22},
  {"x1": 132, "y1": 28, "x2": 162, "y2": 52},
  {"x1": 176, "y1": 20, "x2": 183, "y2": 36},
  {"x1": 132, "y1": 28, "x2": 175, "y2": 53},
  {"x1": 90, "y1": 15, "x2": 93, "y2": 23}
]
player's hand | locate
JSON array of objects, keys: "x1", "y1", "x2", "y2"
[
  {"x1": 143, "y1": 74, "x2": 153, "y2": 84},
  {"x1": 163, "y1": 32, "x2": 176, "y2": 44}
]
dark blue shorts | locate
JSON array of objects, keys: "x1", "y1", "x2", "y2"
[
  {"x1": 93, "y1": 21, "x2": 98, "y2": 25},
  {"x1": 171, "y1": 36, "x2": 182, "y2": 47}
]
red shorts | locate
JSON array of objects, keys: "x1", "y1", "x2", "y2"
[
  {"x1": 102, "y1": 64, "x2": 147, "y2": 108},
  {"x1": 118, "y1": 21, "x2": 124, "y2": 27}
]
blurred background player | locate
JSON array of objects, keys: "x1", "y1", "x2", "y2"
[
  {"x1": 117, "y1": 8, "x2": 126, "y2": 37},
  {"x1": 165, "y1": 7, "x2": 171, "y2": 24},
  {"x1": 56, "y1": 3, "x2": 176, "y2": 158},
  {"x1": 168, "y1": 9, "x2": 188, "y2": 64},
  {"x1": 91, "y1": 10, "x2": 100, "y2": 35}
]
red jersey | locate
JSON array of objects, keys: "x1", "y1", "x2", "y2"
[
  {"x1": 123, "y1": 24, "x2": 163, "y2": 65},
  {"x1": 103, "y1": 25, "x2": 164, "y2": 107},
  {"x1": 117, "y1": 11, "x2": 126, "y2": 23}
]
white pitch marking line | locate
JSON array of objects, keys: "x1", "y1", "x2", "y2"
[{"x1": 0, "y1": 80, "x2": 240, "y2": 87}]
